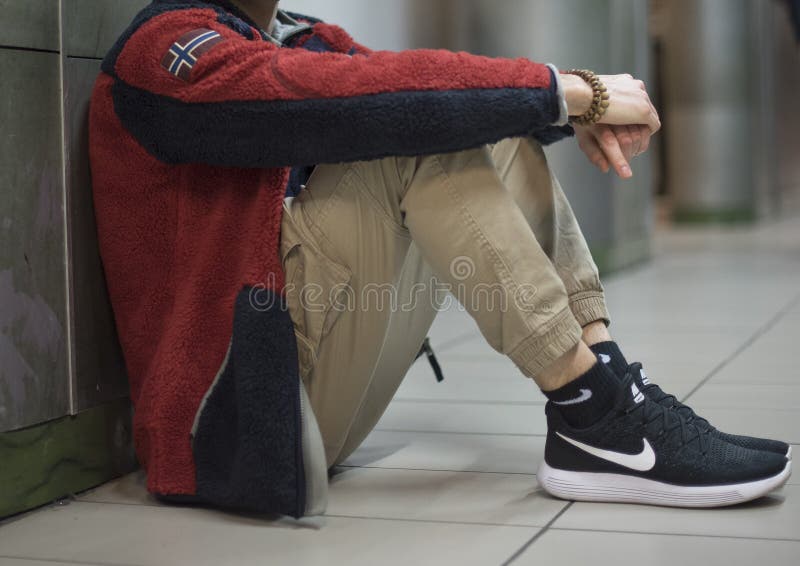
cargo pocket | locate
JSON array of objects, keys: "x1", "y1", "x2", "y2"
[{"x1": 281, "y1": 214, "x2": 352, "y2": 380}]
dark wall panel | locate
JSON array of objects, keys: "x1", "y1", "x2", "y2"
[
  {"x1": 0, "y1": 49, "x2": 69, "y2": 431},
  {"x1": 63, "y1": 0, "x2": 149, "y2": 58},
  {"x1": 0, "y1": 0, "x2": 60, "y2": 52},
  {"x1": 64, "y1": 58, "x2": 129, "y2": 411}
]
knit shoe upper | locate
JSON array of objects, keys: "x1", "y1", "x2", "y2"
[{"x1": 629, "y1": 363, "x2": 790, "y2": 457}]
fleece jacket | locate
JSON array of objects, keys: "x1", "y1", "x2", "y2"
[{"x1": 89, "y1": 0, "x2": 574, "y2": 517}]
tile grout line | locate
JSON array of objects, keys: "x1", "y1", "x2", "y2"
[
  {"x1": 323, "y1": 513, "x2": 541, "y2": 529},
  {"x1": 0, "y1": 554, "x2": 141, "y2": 566},
  {"x1": 500, "y1": 502, "x2": 573, "y2": 566},
  {"x1": 374, "y1": 428, "x2": 546, "y2": 437},
  {"x1": 60, "y1": 499, "x2": 554, "y2": 530},
  {"x1": 680, "y1": 293, "x2": 800, "y2": 404},
  {"x1": 392, "y1": 398, "x2": 545, "y2": 407},
  {"x1": 547, "y1": 526, "x2": 800, "y2": 543},
  {"x1": 336, "y1": 464, "x2": 537, "y2": 476}
]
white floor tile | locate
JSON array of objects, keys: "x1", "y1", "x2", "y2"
[
  {"x1": 608, "y1": 327, "x2": 752, "y2": 365},
  {"x1": 435, "y1": 335, "x2": 506, "y2": 361},
  {"x1": 515, "y1": 529, "x2": 800, "y2": 566},
  {"x1": 396, "y1": 359, "x2": 545, "y2": 404},
  {"x1": 686, "y1": 384, "x2": 800, "y2": 411},
  {"x1": 328, "y1": 467, "x2": 565, "y2": 526},
  {"x1": 0, "y1": 502, "x2": 534, "y2": 566},
  {"x1": 77, "y1": 471, "x2": 152, "y2": 506},
  {"x1": 425, "y1": 304, "x2": 481, "y2": 351},
  {"x1": 343, "y1": 430, "x2": 546, "y2": 474},
  {"x1": 710, "y1": 353, "x2": 798, "y2": 384},
  {"x1": 376, "y1": 400, "x2": 547, "y2": 436},
  {"x1": 553, "y1": 484, "x2": 800, "y2": 540}
]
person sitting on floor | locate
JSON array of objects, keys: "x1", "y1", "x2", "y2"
[{"x1": 89, "y1": 0, "x2": 791, "y2": 517}]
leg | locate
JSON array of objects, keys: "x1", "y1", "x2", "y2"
[
  {"x1": 283, "y1": 143, "x2": 592, "y2": 466},
  {"x1": 281, "y1": 163, "x2": 440, "y2": 468},
  {"x1": 489, "y1": 137, "x2": 611, "y2": 337},
  {"x1": 485, "y1": 143, "x2": 791, "y2": 506},
  {"x1": 400, "y1": 147, "x2": 589, "y2": 386}
]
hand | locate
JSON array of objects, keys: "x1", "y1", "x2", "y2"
[
  {"x1": 598, "y1": 74, "x2": 661, "y2": 133},
  {"x1": 575, "y1": 123, "x2": 652, "y2": 179},
  {"x1": 563, "y1": 73, "x2": 661, "y2": 133}
]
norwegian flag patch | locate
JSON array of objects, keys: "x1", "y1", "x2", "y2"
[{"x1": 160, "y1": 28, "x2": 224, "y2": 82}]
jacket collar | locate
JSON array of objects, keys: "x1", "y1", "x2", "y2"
[{"x1": 203, "y1": 0, "x2": 264, "y2": 31}]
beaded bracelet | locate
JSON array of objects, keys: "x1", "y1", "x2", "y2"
[{"x1": 565, "y1": 69, "x2": 610, "y2": 125}]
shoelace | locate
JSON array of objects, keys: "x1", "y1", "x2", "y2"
[
  {"x1": 635, "y1": 366, "x2": 713, "y2": 430},
  {"x1": 623, "y1": 364, "x2": 710, "y2": 454}
]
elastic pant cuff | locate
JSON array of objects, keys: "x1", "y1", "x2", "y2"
[
  {"x1": 569, "y1": 291, "x2": 610, "y2": 328},
  {"x1": 509, "y1": 306, "x2": 583, "y2": 378}
]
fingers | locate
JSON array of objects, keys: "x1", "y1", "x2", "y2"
[
  {"x1": 594, "y1": 125, "x2": 632, "y2": 179},
  {"x1": 576, "y1": 127, "x2": 610, "y2": 173},
  {"x1": 612, "y1": 125, "x2": 636, "y2": 161},
  {"x1": 576, "y1": 122, "x2": 653, "y2": 180},
  {"x1": 612, "y1": 124, "x2": 651, "y2": 159},
  {"x1": 638, "y1": 125, "x2": 652, "y2": 155},
  {"x1": 644, "y1": 92, "x2": 661, "y2": 133},
  {"x1": 631, "y1": 125, "x2": 643, "y2": 157},
  {"x1": 647, "y1": 103, "x2": 661, "y2": 133}
]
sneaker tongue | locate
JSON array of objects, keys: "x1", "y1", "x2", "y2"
[
  {"x1": 615, "y1": 373, "x2": 645, "y2": 409},
  {"x1": 634, "y1": 366, "x2": 652, "y2": 387},
  {"x1": 618, "y1": 365, "x2": 646, "y2": 405},
  {"x1": 630, "y1": 381, "x2": 645, "y2": 404}
]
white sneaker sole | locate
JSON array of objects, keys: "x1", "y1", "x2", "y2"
[{"x1": 537, "y1": 460, "x2": 791, "y2": 508}]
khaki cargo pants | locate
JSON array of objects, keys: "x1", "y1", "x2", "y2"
[{"x1": 280, "y1": 137, "x2": 610, "y2": 468}]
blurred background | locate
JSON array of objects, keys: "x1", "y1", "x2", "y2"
[
  {"x1": 1, "y1": 0, "x2": 799, "y2": 519},
  {"x1": 288, "y1": 0, "x2": 800, "y2": 269}
]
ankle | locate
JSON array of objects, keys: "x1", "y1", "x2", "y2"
[
  {"x1": 581, "y1": 320, "x2": 612, "y2": 347},
  {"x1": 537, "y1": 341, "x2": 597, "y2": 392}
]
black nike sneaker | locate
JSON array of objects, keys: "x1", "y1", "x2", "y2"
[
  {"x1": 627, "y1": 363, "x2": 791, "y2": 458},
  {"x1": 538, "y1": 372, "x2": 791, "y2": 507}
]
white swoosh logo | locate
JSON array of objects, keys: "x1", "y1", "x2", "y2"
[
  {"x1": 556, "y1": 432, "x2": 656, "y2": 472},
  {"x1": 599, "y1": 354, "x2": 612, "y2": 364},
  {"x1": 552, "y1": 388, "x2": 592, "y2": 406}
]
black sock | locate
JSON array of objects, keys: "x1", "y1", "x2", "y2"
[
  {"x1": 590, "y1": 341, "x2": 628, "y2": 379},
  {"x1": 543, "y1": 360, "x2": 620, "y2": 428}
]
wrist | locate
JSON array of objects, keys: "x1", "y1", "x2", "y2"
[
  {"x1": 564, "y1": 69, "x2": 611, "y2": 125},
  {"x1": 561, "y1": 74, "x2": 594, "y2": 117}
]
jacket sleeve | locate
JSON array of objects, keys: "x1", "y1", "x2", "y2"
[{"x1": 110, "y1": 10, "x2": 568, "y2": 168}]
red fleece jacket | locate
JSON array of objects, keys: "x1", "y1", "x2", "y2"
[{"x1": 90, "y1": 0, "x2": 570, "y2": 506}]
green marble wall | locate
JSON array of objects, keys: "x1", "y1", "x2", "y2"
[{"x1": 0, "y1": 400, "x2": 136, "y2": 519}]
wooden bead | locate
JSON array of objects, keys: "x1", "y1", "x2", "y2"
[{"x1": 565, "y1": 68, "x2": 610, "y2": 126}]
